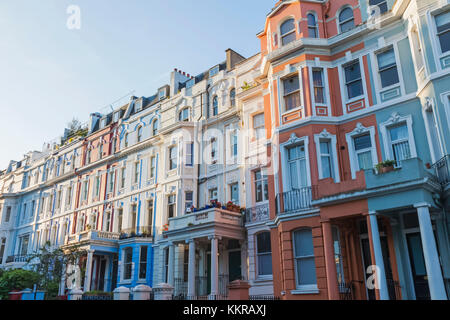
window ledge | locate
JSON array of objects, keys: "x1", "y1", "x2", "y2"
[
  {"x1": 345, "y1": 95, "x2": 365, "y2": 104},
  {"x1": 254, "y1": 275, "x2": 273, "y2": 282},
  {"x1": 291, "y1": 286, "x2": 319, "y2": 295},
  {"x1": 281, "y1": 106, "x2": 303, "y2": 116}
]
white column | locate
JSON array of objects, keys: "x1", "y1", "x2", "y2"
[
  {"x1": 240, "y1": 240, "x2": 248, "y2": 281},
  {"x1": 104, "y1": 256, "x2": 111, "y2": 292},
  {"x1": 59, "y1": 263, "x2": 66, "y2": 296},
  {"x1": 167, "y1": 242, "x2": 175, "y2": 286},
  {"x1": 209, "y1": 236, "x2": 219, "y2": 297},
  {"x1": 415, "y1": 203, "x2": 448, "y2": 300},
  {"x1": 368, "y1": 212, "x2": 389, "y2": 300},
  {"x1": 187, "y1": 239, "x2": 196, "y2": 297},
  {"x1": 84, "y1": 250, "x2": 94, "y2": 292}
]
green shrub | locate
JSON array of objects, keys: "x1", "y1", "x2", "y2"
[{"x1": 0, "y1": 269, "x2": 41, "y2": 300}]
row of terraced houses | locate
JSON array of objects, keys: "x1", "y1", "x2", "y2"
[{"x1": 1, "y1": 0, "x2": 450, "y2": 300}]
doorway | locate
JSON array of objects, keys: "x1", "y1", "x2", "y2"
[
  {"x1": 406, "y1": 232, "x2": 431, "y2": 300},
  {"x1": 228, "y1": 250, "x2": 241, "y2": 282}
]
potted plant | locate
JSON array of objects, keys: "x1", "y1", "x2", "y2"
[{"x1": 376, "y1": 160, "x2": 397, "y2": 174}]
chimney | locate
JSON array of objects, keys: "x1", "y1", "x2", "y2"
[
  {"x1": 226, "y1": 49, "x2": 246, "y2": 71},
  {"x1": 88, "y1": 113, "x2": 102, "y2": 134}
]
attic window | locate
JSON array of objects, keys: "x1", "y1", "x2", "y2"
[
  {"x1": 135, "y1": 99, "x2": 143, "y2": 111},
  {"x1": 209, "y1": 66, "x2": 220, "y2": 78},
  {"x1": 100, "y1": 118, "x2": 107, "y2": 129},
  {"x1": 159, "y1": 89, "x2": 167, "y2": 101},
  {"x1": 113, "y1": 112, "x2": 120, "y2": 122}
]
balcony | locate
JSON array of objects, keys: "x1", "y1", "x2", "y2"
[
  {"x1": 166, "y1": 208, "x2": 243, "y2": 234},
  {"x1": 5, "y1": 255, "x2": 29, "y2": 264},
  {"x1": 66, "y1": 230, "x2": 121, "y2": 245},
  {"x1": 431, "y1": 155, "x2": 450, "y2": 187},
  {"x1": 365, "y1": 158, "x2": 437, "y2": 190},
  {"x1": 276, "y1": 187, "x2": 313, "y2": 215},
  {"x1": 245, "y1": 203, "x2": 270, "y2": 224},
  {"x1": 119, "y1": 226, "x2": 154, "y2": 240}
]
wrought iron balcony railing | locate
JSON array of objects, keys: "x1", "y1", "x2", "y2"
[
  {"x1": 431, "y1": 155, "x2": 450, "y2": 187},
  {"x1": 276, "y1": 187, "x2": 313, "y2": 215},
  {"x1": 245, "y1": 203, "x2": 269, "y2": 223}
]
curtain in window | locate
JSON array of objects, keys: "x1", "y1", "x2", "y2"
[{"x1": 357, "y1": 151, "x2": 373, "y2": 170}]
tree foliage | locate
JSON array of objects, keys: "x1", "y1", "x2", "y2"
[{"x1": 0, "y1": 269, "x2": 41, "y2": 300}]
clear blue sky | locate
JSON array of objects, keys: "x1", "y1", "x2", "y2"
[{"x1": 0, "y1": 0, "x2": 275, "y2": 169}]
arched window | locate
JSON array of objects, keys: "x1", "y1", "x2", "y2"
[
  {"x1": 339, "y1": 7, "x2": 355, "y2": 33},
  {"x1": 280, "y1": 18, "x2": 296, "y2": 45},
  {"x1": 152, "y1": 119, "x2": 159, "y2": 136},
  {"x1": 307, "y1": 13, "x2": 318, "y2": 38},
  {"x1": 212, "y1": 96, "x2": 218, "y2": 116},
  {"x1": 179, "y1": 108, "x2": 190, "y2": 122},
  {"x1": 137, "y1": 126, "x2": 143, "y2": 143},
  {"x1": 230, "y1": 88, "x2": 236, "y2": 107},
  {"x1": 256, "y1": 232, "x2": 272, "y2": 276}
]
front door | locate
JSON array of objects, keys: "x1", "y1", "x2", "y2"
[
  {"x1": 98, "y1": 258, "x2": 106, "y2": 292},
  {"x1": 228, "y1": 251, "x2": 241, "y2": 282},
  {"x1": 360, "y1": 238, "x2": 376, "y2": 300},
  {"x1": 406, "y1": 233, "x2": 431, "y2": 300}
]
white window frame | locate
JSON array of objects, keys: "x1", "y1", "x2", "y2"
[
  {"x1": 337, "y1": 6, "x2": 355, "y2": 34},
  {"x1": 307, "y1": 12, "x2": 319, "y2": 38},
  {"x1": 280, "y1": 134, "x2": 312, "y2": 191},
  {"x1": 345, "y1": 123, "x2": 378, "y2": 179},
  {"x1": 230, "y1": 183, "x2": 239, "y2": 204},
  {"x1": 339, "y1": 58, "x2": 367, "y2": 106},
  {"x1": 373, "y1": 45, "x2": 402, "y2": 90},
  {"x1": 150, "y1": 156, "x2": 157, "y2": 177},
  {"x1": 314, "y1": 129, "x2": 340, "y2": 182},
  {"x1": 279, "y1": 16, "x2": 297, "y2": 47},
  {"x1": 292, "y1": 229, "x2": 318, "y2": 293},
  {"x1": 255, "y1": 231, "x2": 272, "y2": 278},
  {"x1": 254, "y1": 168, "x2": 269, "y2": 203},
  {"x1": 407, "y1": 21, "x2": 426, "y2": 75},
  {"x1": 309, "y1": 66, "x2": 330, "y2": 115},
  {"x1": 185, "y1": 142, "x2": 194, "y2": 167},
  {"x1": 169, "y1": 145, "x2": 178, "y2": 171},
  {"x1": 379, "y1": 113, "x2": 417, "y2": 164},
  {"x1": 138, "y1": 245, "x2": 148, "y2": 280},
  {"x1": 281, "y1": 72, "x2": 303, "y2": 113},
  {"x1": 427, "y1": 8, "x2": 450, "y2": 67},
  {"x1": 122, "y1": 247, "x2": 133, "y2": 281}
]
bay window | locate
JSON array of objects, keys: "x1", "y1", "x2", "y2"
[
  {"x1": 139, "y1": 246, "x2": 148, "y2": 280},
  {"x1": 312, "y1": 69, "x2": 325, "y2": 104},
  {"x1": 123, "y1": 248, "x2": 133, "y2": 280},
  {"x1": 283, "y1": 75, "x2": 301, "y2": 111},
  {"x1": 287, "y1": 144, "x2": 308, "y2": 189},
  {"x1": 307, "y1": 13, "x2": 318, "y2": 38},
  {"x1": 435, "y1": 11, "x2": 450, "y2": 54},
  {"x1": 339, "y1": 7, "x2": 355, "y2": 33},
  {"x1": 344, "y1": 60, "x2": 363, "y2": 100},
  {"x1": 280, "y1": 19, "x2": 296, "y2": 46},
  {"x1": 319, "y1": 140, "x2": 333, "y2": 179}
]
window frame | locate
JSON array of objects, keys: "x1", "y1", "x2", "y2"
[
  {"x1": 345, "y1": 124, "x2": 378, "y2": 179},
  {"x1": 253, "y1": 113, "x2": 265, "y2": 141},
  {"x1": 122, "y1": 247, "x2": 133, "y2": 281},
  {"x1": 342, "y1": 59, "x2": 364, "y2": 101},
  {"x1": 254, "y1": 169, "x2": 269, "y2": 203},
  {"x1": 307, "y1": 12, "x2": 318, "y2": 38},
  {"x1": 255, "y1": 232, "x2": 273, "y2": 277},
  {"x1": 212, "y1": 95, "x2": 219, "y2": 116},
  {"x1": 282, "y1": 73, "x2": 302, "y2": 112},
  {"x1": 138, "y1": 246, "x2": 148, "y2": 280},
  {"x1": 375, "y1": 46, "x2": 400, "y2": 90},
  {"x1": 338, "y1": 6, "x2": 355, "y2": 34},
  {"x1": 169, "y1": 145, "x2": 178, "y2": 171},
  {"x1": 314, "y1": 131, "x2": 340, "y2": 182},
  {"x1": 292, "y1": 228, "x2": 318, "y2": 292},
  {"x1": 279, "y1": 18, "x2": 296, "y2": 46}
]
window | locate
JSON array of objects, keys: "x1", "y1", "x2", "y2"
[
  {"x1": 94, "y1": 176, "x2": 101, "y2": 197},
  {"x1": 231, "y1": 132, "x2": 238, "y2": 158},
  {"x1": 147, "y1": 200, "x2": 154, "y2": 229},
  {"x1": 121, "y1": 167, "x2": 126, "y2": 189},
  {"x1": 117, "y1": 208, "x2": 123, "y2": 232},
  {"x1": 230, "y1": 183, "x2": 239, "y2": 204},
  {"x1": 123, "y1": 248, "x2": 133, "y2": 280},
  {"x1": 139, "y1": 246, "x2": 148, "y2": 279},
  {"x1": 339, "y1": 7, "x2": 355, "y2": 33},
  {"x1": 131, "y1": 204, "x2": 137, "y2": 231},
  {"x1": 185, "y1": 143, "x2": 194, "y2": 167},
  {"x1": 209, "y1": 188, "x2": 218, "y2": 202},
  {"x1": 179, "y1": 108, "x2": 190, "y2": 122},
  {"x1": 0, "y1": 238, "x2": 6, "y2": 264},
  {"x1": 256, "y1": 232, "x2": 272, "y2": 276},
  {"x1": 332, "y1": 227, "x2": 345, "y2": 288},
  {"x1": 280, "y1": 19, "x2": 296, "y2": 46},
  {"x1": 312, "y1": 69, "x2": 325, "y2": 104},
  {"x1": 137, "y1": 126, "x2": 143, "y2": 143},
  {"x1": 168, "y1": 195, "x2": 176, "y2": 219},
  {"x1": 135, "y1": 99, "x2": 143, "y2": 111},
  {"x1": 319, "y1": 140, "x2": 333, "y2": 179},
  {"x1": 104, "y1": 211, "x2": 111, "y2": 232},
  {"x1": 210, "y1": 138, "x2": 217, "y2": 161},
  {"x1": 18, "y1": 235, "x2": 30, "y2": 256},
  {"x1": 134, "y1": 162, "x2": 140, "y2": 184},
  {"x1": 39, "y1": 198, "x2": 45, "y2": 214},
  {"x1": 30, "y1": 200, "x2": 35, "y2": 219},
  {"x1": 61, "y1": 159, "x2": 65, "y2": 175},
  {"x1": 230, "y1": 88, "x2": 236, "y2": 107},
  {"x1": 354, "y1": 134, "x2": 374, "y2": 170},
  {"x1": 377, "y1": 48, "x2": 399, "y2": 88},
  {"x1": 56, "y1": 191, "x2": 62, "y2": 209},
  {"x1": 108, "y1": 171, "x2": 115, "y2": 193},
  {"x1": 293, "y1": 229, "x2": 317, "y2": 288},
  {"x1": 169, "y1": 146, "x2": 178, "y2": 170},
  {"x1": 86, "y1": 149, "x2": 91, "y2": 165},
  {"x1": 369, "y1": 0, "x2": 388, "y2": 15},
  {"x1": 150, "y1": 156, "x2": 157, "y2": 178},
  {"x1": 82, "y1": 180, "x2": 89, "y2": 201},
  {"x1": 48, "y1": 194, "x2": 54, "y2": 212},
  {"x1": 185, "y1": 191, "x2": 193, "y2": 212},
  {"x1": 254, "y1": 169, "x2": 268, "y2": 203},
  {"x1": 209, "y1": 65, "x2": 220, "y2": 78},
  {"x1": 389, "y1": 123, "x2": 411, "y2": 162},
  {"x1": 124, "y1": 133, "x2": 129, "y2": 148},
  {"x1": 35, "y1": 169, "x2": 40, "y2": 185},
  {"x1": 307, "y1": 13, "x2": 318, "y2": 38},
  {"x1": 287, "y1": 144, "x2": 308, "y2": 189},
  {"x1": 164, "y1": 248, "x2": 169, "y2": 283},
  {"x1": 152, "y1": 119, "x2": 159, "y2": 136},
  {"x1": 212, "y1": 96, "x2": 218, "y2": 116},
  {"x1": 344, "y1": 60, "x2": 363, "y2": 99},
  {"x1": 283, "y1": 75, "x2": 301, "y2": 111},
  {"x1": 99, "y1": 144, "x2": 103, "y2": 159},
  {"x1": 183, "y1": 246, "x2": 189, "y2": 281},
  {"x1": 21, "y1": 203, "x2": 27, "y2": 222},
  {"x1": 253, "y1": 114, "x2": 265, "y2": 140},
  {"x1": 435, "y1": 11, "x2": 450, "y2": 54}
]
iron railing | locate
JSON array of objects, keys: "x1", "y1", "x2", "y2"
[
  {"x1": 174, "y1": 278, "x2": 188, "y2": 296},
  {"x1": 245, "y1": 203, "x2": 269, "y2": 223},
  {"x1": 81, "y1": 294, "x2": 113, "y2": 301},
  {"x1": 249, "y1": 295, "x2": 281, "y2": 300},
  {"x1": 276, "y1": 187, "x2": 313, "y2": 215},
  {"x1": 431, "y1": 155, "x2": 450, "y2": 186},
  {"x1": 119, "y1": 226, "x2": 153, "y2": 239},
  {"x1": 172, "y1": 294, "x2": 228, "y2": 300},
  {"x1": 194, "y1": 274, "x2": 229, "y2": 297},
  {"x1": 5, "y1": 255, "x2": 29, "y2": 263},
  {"x1": 387, "y1": 279, "x2": 402, "y2": 300}
]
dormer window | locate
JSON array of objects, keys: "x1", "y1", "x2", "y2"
[
  {"x1": 369, "y1": 0, "x2": 388, "y2": 15},
  {"x1": 339, "y1": 7, "x2": 355, "y2": 33},
  {"x1": 209, "y1": 66, "x2": 220, "y2": 78},
  {"x1": 100, "y1": 118, "x2": 107, "y2": 129},
  {"x1": 179, "y1": 108, "x2": 190, "y2": 122},
  {"x1": 135, "y1": 99, "x2": 143, "y2": 111},
  {"x1": 113, "y1": 112, "x2": 120, "y2": 122},
  {"x1": 159, "y1": 88, "x2": 167, "y2": 101},
  {"x1": 307, "y1": 13, "x2": 318, "y2": 38},
  {"x1": 280, "y1": 19, "x2": 296, "y2": 46}
]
